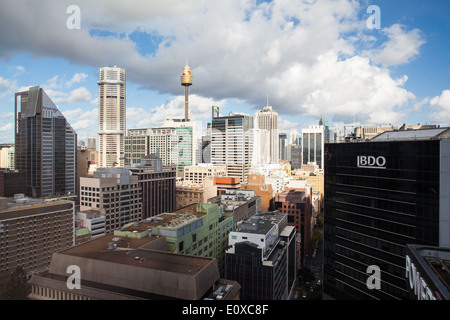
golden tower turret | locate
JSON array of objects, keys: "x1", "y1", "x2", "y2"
[{"x1": 181, "y1": 62, "x2": 193, "y2": 120}]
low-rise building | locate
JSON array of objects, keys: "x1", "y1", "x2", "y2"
[
  {"x1": 176, "y1": 178, "x2": 217, "y2": 209},
  {"x1": 214, "y1": 177, "x2": 241, "y2": 195},
  {"x1": 208, "y1": 189, "x2": 261, "y2": 231},
  {"x1": 241, "y1": 174, "x2": 274, "y2": 211},
  {"x1": 183, "y1": 164, "x2": 226, "y2": 184},
  {"x1": 144, "y1": 202, "x2": 233, "y2": 276},
  {"x1": 28, "y1": 230, "x2": 240, "y2": 300}
]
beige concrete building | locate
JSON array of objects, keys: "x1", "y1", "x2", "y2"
[
  {"x1": 256, "y1": 106, "x2": 279, "y2": 164},
  {"x1": 176, "y1": 177, "x2": 217, "y2": 210},
  {"x1": 79, "y1": 167, "x2": 141, "y2": 234},
  {"x1": 0, "y1": 196, "x2": 75, "y2": 276},
  {"x1": 28, "y1": 228, "x2": 240, "y2": 300},
  {"x1": 183, "y1": 164, "x2": 226, "y2": 184},
  {"x1": 241, "y1": 174, "x2": 274, "y2": 211}
]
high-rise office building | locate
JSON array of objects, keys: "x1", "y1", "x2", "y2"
[
  {"x1": 128, "y1": 157, "x2": 177, "y2": 220},
  {"x1": 323, "y1": 128, "x2": 450, "y2": 300},
  {"x1": 15, "y1": 86, "x2": 77, "y2": 198},
  {"x1": 211, "y1": 113, "x2": 254, "y2": 183},
  {"x1": 162, "y1": 119, "x2": 196, "y2": 175},
  {"x1": 279, "y1": 133, "x2": 287, "y2": 161},
  {"x1": 125, "y1": 128, "x2": 178, "y2": 167},
  {"x1": 302, "y1": 125, "x2": 325, "y2": 170},
  {"x1": 80, "y1": 167, "x2": 142, "y2": 234},
  {"x1": 98, "y1": 66, "x2": 126, "y2": 168},
  {"x1": 256, "y1": 106, "x2": 279, "y2": 164}
]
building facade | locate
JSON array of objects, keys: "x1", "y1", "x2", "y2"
[
  {"x1": 0, "y1": 197, "x2": 75, "y2": 275},
  {"x1": 211, "y1": 114, "x2": 254, "y2": 183},
  {"x1": 162, "y1": 119, "x2": 196, "y2": 175},
  {"x1": 125, "y1": 127, "x2": 178, "y2": 167},
  {"x1": 15, "y1": 86, "x2": 77, "y2": 198},
  {"x1": 302, "y1": 125, "x2": 325, "y2": 170},
  {"x1": 323, "y1": 128, "x2": 450, "y2": 300},
  {"x1": 256, "y1": 106, "x2": 279, "y2": 164},
  {"x1": 225, "y1": 211, "x2": 297, "y2": 300},
  {"x1": 98, "y1": 66, "x2": 126, "y2": 168},
  {"x1": 79, "y1": 167, "x2": 142, "y2": 234},
  {"x1": 129, "y1": 157, "x2": 177, "y2": 220}
]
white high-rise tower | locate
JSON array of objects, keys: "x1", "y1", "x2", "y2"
[
  {"x1": 256, "y1": 105, "x2": 279, "y2": 164},
  {"x1": 98, "y1": 66, "x2": 126, "y2": 168}
]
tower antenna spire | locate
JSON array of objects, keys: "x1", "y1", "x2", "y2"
[{"x1": 181, "y1": 60, "x2": 193, "y2": 120}]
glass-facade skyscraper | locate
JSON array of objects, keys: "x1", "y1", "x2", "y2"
[
  {"x1": 323, "y1": 128, "x2": 450, "y2": 300},
  {"x1": 14, "y1": 86, "x2": 77, "y2": 198}
]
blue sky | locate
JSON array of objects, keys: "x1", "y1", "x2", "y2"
[{"x1": 0, "y1": 0, "x2": 449, "y2": 144}]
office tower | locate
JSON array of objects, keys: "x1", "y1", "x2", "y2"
[
  {"x1": 319, "y1": 116, "x2": 330, "y2": 143},
  {"x1": 279, "y1": 133, "x2": 287, "y2": 161},
  {"x1": 181, "y1": 62, "x2": 193, "y2": 120},
  {"x1": 211, "y1": 113, "x2": 254, "y2": 183},
  {"x1": 162, "y1": 119, "x2": 196, "y2": 175},
  {"x1": 128, "y1": 157, "x2": 177, "y2": 220},
  {"x1": 125, "y1": 128, "x2": 178, "y2": 167},
  {"x1": 405, "y1": 244, "x2": 450, "y2": 300},
  {"x1": 301, "y1": 125, "x2": 325, "y2": 170},
  {"x1": 197, "y1": 122, "x2": 212, "y2": 164},
  {"x1": 225, "y1": 211, "x2": 297, "y2": 300},
  {"x1": 183, "y1": 164, "x2": 226, "y2": 184},
  {"x1": 0, "y1": 196, "x2": 75, "y2": 275},
  {"x1": 80, "y1": 167, "x2": 142, "y2": 234},
  {"x1": 87, "y1": 137, "x2": 96, "y2": 150},
  {"x1": 323, "y1": 128, "x2": 450, "y2": 300},
  {"x1": 15, "y1": 86, "x2": 77, "y2": 198},
  {"x1": 98, "y1": 66, "x2": 126, "y2": 168},
  {"x1": 256, "y1": 106, "x2": 279, "y2": 164},
  {"x1": 287, "y1": 144, "x2": 302, "y2": 169}
]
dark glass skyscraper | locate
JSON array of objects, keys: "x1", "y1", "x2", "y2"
[
  {"x1": 323, "y1": 128, "x2": 450, "y2": 300},
  {"x1": 15, "y1": 86, "x2": 77, "y2": 198}
]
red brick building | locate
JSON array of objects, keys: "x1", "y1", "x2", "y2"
[{"x1": 274, "y1": 189, "x2": 312, "y2": 267}]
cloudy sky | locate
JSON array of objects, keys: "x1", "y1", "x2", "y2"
[{"x1": 0, "y1": 0, "x2": 449, "y2": 144}]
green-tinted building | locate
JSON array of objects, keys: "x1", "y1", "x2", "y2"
[{"x1": 121, "y1": 203, "x2": 232, "y2": 276}]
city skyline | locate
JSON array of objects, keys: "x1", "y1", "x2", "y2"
[{"x1": 0, "y1": 0, "x2": 449, "y2": 146}]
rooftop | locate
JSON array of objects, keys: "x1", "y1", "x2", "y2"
[{"x1": 371, "y1": 127, "x2": 450, "y2": 142}]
